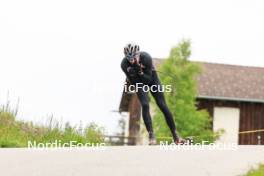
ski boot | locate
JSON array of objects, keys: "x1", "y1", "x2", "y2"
[
  {"x1": 148, "y1": 132, "x2": 157, "y2": 145},
  {"x1": 174, "y1": 137, "x2": 186, "y2": 145}
]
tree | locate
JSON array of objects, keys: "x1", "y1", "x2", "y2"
[{"x1": 153, "y1": 40, "x2": 218, "y2": 143}]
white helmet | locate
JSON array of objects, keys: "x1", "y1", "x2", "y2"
[{"x1": 124, "y1": 43, "x2": 140, "y2": 61}]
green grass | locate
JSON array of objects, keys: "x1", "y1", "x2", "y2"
[
  {"x1": 0, "y1": 104, "x2": 105, "y2": 148},
  {"x1": 242, "y1": 164, "x2": 264, "y2": 176}
]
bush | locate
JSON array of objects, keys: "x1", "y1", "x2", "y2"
[
  {"x1": 242, "y1": 164, "x2": 264, "y2": 176},
  {"x1": 0, "y1": 105, "x2": 105, "y2": 147},
  {"x1": 153, "y1": 40, "x2": 220, "y2": 143}
]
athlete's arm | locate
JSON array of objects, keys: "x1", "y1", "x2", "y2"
[
  {"x1": 121, "y1": 58, "x2": 140, "y2": 84},
  {"x1": 139, "y1": 67, "x2": 152, "y2": 84},
  {"x1": 121, "y1": 58, "x2": 131, "y2": 81},
  {"x1": 138, "y1": 52, "x2": 153, "y2": 84}
]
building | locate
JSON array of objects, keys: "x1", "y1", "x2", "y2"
[{"x1": 119, "y1": 60, "x2": 264, "y2": 145}]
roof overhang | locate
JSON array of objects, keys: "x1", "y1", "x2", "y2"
[{"x1": 197, "y1": 95, "x2": 264, "y2": 103}]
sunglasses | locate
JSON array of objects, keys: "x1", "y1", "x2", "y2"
[{"x1": 126, "y1": 53, "x2": 139, "y2": 62}]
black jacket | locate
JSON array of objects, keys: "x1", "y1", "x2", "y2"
[{"x1": 121, "y1": 51, "x2": 154, "y2": 85}]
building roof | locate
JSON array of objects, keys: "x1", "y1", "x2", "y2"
[
  {"x1": 196, "y1": 61, "x2": 264, "y2": 102},
  {"x1": 119, "y1": 60, "x2": 264, "y2": 112}
]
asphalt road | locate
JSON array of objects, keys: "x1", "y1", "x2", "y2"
[{"x1": 0, "y1": 146, "x2": 263, "y2": 176}]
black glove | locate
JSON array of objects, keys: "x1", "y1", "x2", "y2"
[
  {"x1": 134, "y1": 64, "x2": 143, "y2": 75},
  {"x1": 127, "y1": 66, "x2": 137, "y2": 77},
  {"x1": 127, "y1": 65, "x2": 141, "y2": 77}
]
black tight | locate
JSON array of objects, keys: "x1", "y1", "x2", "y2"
[
  {"x1": 136, "y1": 71, "x2": 178, "y2": 141},
  {"x1": 136, "y1": 90, "x2": 153, "y2": 133}
]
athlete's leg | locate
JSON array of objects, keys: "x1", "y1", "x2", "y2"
[
  {"x1": 150, "y1": 72, "x2": 179, "y2": 141},
  {"x1": 136, "y1": 88, "x2": 154, "y2": 138}
]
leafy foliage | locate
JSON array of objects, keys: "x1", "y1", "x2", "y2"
[
  {"x1": 0, "y1": 104, "x2": 105, "y2": 147},
  {"x1": 242, "y1": 164, "x2": 264, "y2": 176},
  {"x1": 153, "y1": 40, "x2": 219, "y2": 143}
]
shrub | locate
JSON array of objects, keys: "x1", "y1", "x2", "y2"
[
  {"x1": 0, "y1": 105, "x2": 105, "y2": 147},
  {"x1": 153, "y1": 40, "x2": 220, "y2": 143},
  {"x1": 242, "y1": 164, "x2": 264, "y2": 176}
]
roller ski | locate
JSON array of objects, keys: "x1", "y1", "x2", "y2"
[
  {"x1": 148, "y1": 133, "x2": 157, "y2": 145},
  {"x1": 174, "y1": 136, "x2": 193, "y2": 145}
]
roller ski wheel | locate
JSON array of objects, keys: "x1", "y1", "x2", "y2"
[
  {"x1": 174, "y1": 137, "x2": 186, "y2": 145},
  {"x1": 149, "y1": 137, "x2": 157, "y2": 145},
  {"x1": 174, "y1": 137, "x2": 193, "y2": 145}
]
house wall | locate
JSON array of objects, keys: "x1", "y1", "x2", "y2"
[
  {"x1": 197, "y1": 98, "x2": 264, "y2": 145},
  {"x1": 213, "y1": 107, "x2": 240, "y2": 144}
]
